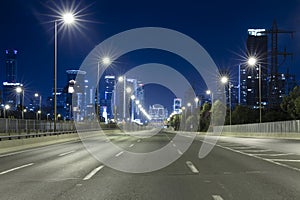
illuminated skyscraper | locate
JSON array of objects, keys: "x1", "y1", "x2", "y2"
[
  {"x1": 5, "y1": 49, "x2": 18, "y2": 83},
  {"x1": 239, "y1": 29, "x2": 268, "y2": 108},
  {"x1": 2, "y1": 49, "x2": 23, "y2": 108}
]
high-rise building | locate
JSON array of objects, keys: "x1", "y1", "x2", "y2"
[
  {"x1": 65, "y1": 70, "x2": 88, "y2": 121},
  {"x1": 173, "y1": 98, "x2": 182, "y2": 114},
  {"x1": 246, "y1": 29, "x2": 268, "y2": 108},
  {"x1": 5, "y1": 49, "x2": 17, "y2": 83},
  {"x1": 102, "y1": 75, "x2": 115, "y2": 120},
  {"x1": 2, "y1": 49, "x2": 23, "y2": 108},
  {"x1": 239, "y1": 29, "x2": 268, "y2": 109}
]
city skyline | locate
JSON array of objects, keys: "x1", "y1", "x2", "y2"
[{"x1": 0, "y1": 0, "x2": 300, "y2": 109}]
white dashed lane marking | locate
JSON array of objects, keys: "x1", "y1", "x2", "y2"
[
  {"x1": 83, "y1": 165, "x2": 104, "y2": 180},
  {"x1": 212, "y1": 195, "x2": 224, "y2": 200},
  {"x1": 0, "y1": 163, "x2": 34, "y2": 175},
  {"x1": 177, "y1": 149, "x2": 183, "y2": 155},
  {"x1": 115, "y1": 151, "x2": 124, "y2": 157},
  {"x1": 186, "y1": 161, "x2": 199, "y2": 174},
  {"x1": 58, "y1": 150, "x2": 75, "y2": 157}
]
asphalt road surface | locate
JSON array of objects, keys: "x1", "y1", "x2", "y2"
[{"x1": 1, "y1": 130, "x2": 300, "y2": 200}]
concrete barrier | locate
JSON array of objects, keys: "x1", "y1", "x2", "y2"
[
  {"x1": 0, "y1": 129, "x2": 122, "y2": 155},
  {"x1": 0, "y1": 132, "x2": 80, "y2": 154}
]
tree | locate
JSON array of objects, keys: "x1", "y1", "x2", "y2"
[
  {"x1": 231, "y1": 105, "x2": 257, "y2": 124},
  {"x1": 199, "y1": 102, "x2": 211, "y2": 132},
  {"x1": 170, "y1": 114, "x2": 181, "y2": 131},
  {"x1": 281, "y1": 86, "x2": 300, "y2": 119}
]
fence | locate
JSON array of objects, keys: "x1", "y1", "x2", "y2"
[
  {"x1": 0, "y1": 118, "x2": 75, "y2": 135},
  {"x1": 217, "y1": 120, "x2": 300, "y2": 134}
]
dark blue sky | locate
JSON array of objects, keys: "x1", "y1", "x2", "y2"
[{"x1": 1, "y1": 0, "x2": 300, "y2": 109}]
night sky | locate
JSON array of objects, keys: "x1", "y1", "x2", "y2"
[{"x1": 1, "y1": 0, "x2": 300, "y2": 110}]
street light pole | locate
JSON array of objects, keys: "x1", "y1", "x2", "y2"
[
  {"x1": 229, "y1": 82, "x2": 232, "y2": 126},
  {"x1": 258, "y1": 64, "x2": 262, "y2": 123},
  {"x1": 54, "y1": 19, "x2": 57, "y2": 132},
  {"x1": 248, "y1": 57, "x2": 262, "y2": 123},
  {"x1": 123, "y1": 76, "x2": 126, "y2": 120},
  {"x1": 53, "y1": 13, "x2": 75, "y2": 132},
  {"x1": 35, "y1": 93, "x2": 42, "y2": 120},
  {"x1": 22, "y1": 89, "x2": 25, "y2": 119},
  {"x1": 96, "y1": 61, "x2": 100, "y2": 119}
]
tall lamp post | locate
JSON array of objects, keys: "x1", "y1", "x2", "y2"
[
  {"x1": 206, "y1": 90, "x2": 214, "y2": 129},
  {"x1": 194, "y1": 97, "x2": 199, "y2": 108},
  {"x1": 220, "y1": 76, "x2": 232, "y2": 126},
  {"x1": 118, "y1": 76, "x2": 127, "y2": 121},
  {"x1": 96, "y1": 57, "x2": 112, "y2": 120},
  {"x1": 54, "y1": 13, "x2": 75, "y2": 132},
  {"x1": 35, "y1": 93, "x2": 42, "y2": 120},
  {"x1": 16, "y1": 86, "x2": 24, "y2": 119},
  {"x1": 4, "y1": 105, "x2": 10, "y2": 118},
  {"x1": 248, "y1": 56, "x2": 262, "y2": 123}
]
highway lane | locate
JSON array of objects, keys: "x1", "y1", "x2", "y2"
[{"x1": 1, "y1": 131, "x2": 300, "y2": 199}]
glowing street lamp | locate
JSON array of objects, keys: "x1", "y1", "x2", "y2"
[
  {"x1": 248, "y1": 56, "x2": 262, "y2": 123},
  {"x1": 118, "y1": 76, "x2": 124, "y2": 82},
  {"x1": 102, "y1": 57, "x2": 111, "y2": 66},
  {"x1": 126, "y1": 87, "x2": 132, "y2": 93},
  {"x1": 220, "y1": 76, "x2": 229, "y2": 84},
  {"x1": 54, "y1": 12, "x2": 75, "y2": 132},
  {"x1": 194, "y1": 97, "x2": 199, "y2": 108},
  {"x1": 247, "y1": 56, "x2": 257, "y2": 66},
  {"x1": 34, "y1": 93, "x2": 42, "y2": 120},
  {"x1": 62, "y1": 13, "x2": 75, "y2": 24},
  {"x1": 4, "y1": 104, "x2": 10, "y2": 118}
]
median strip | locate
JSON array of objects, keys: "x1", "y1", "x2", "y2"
[
  {"x1": 83, "y1": 165, "x2": 104, "y2": 180},
  {"x1": 0, "y1": 163, "x2": 34, "y2": 175}
]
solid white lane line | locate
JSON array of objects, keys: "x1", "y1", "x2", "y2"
[
  {"x1": 186, "y1": 161, "x2": 199, "y2": 173},
  {"x1": 115, "y1": 151, "x2": 124, "y2": 157},
  {"x1": 177, "y1": 149, "x2": 183, "y2": 155},
  {"x1": 211, "y1": 141, "x2": 300, "y2": 173},
  {"x1": 232, "y1": 146, "x2": 256, "y2": 150},
  {"x1": 242, "y1": 149, "x2": 271, "y2": 153},
  {"x1": 83, "y1": 165, "x2": 104, "y2": 180},
  {"x1": 0, "y1": 163, "x2": 34, "y2": 175},
  {"x1": 212, "y1": 195, "x2": 224, "y2": 200},
  {"x1": 252, "y1": 153, "x2": 294, "y2": 156},
  {"x1": 58, "y1": 150, "x2": 75, "y2": 157},
  {"x1": 271, "y1": 159, "x2": 300, "y2": 162},
  {"x1": 129, "y1": 144, "x2": 135, "y2": 148}
]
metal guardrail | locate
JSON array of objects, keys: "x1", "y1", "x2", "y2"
[{"x1": 0, "y1": 130, "x2": 77, "y2": 141}]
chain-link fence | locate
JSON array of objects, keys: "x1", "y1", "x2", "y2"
[{"x1": 0, "y1": 119, "x2": 75, "y2": 135}]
